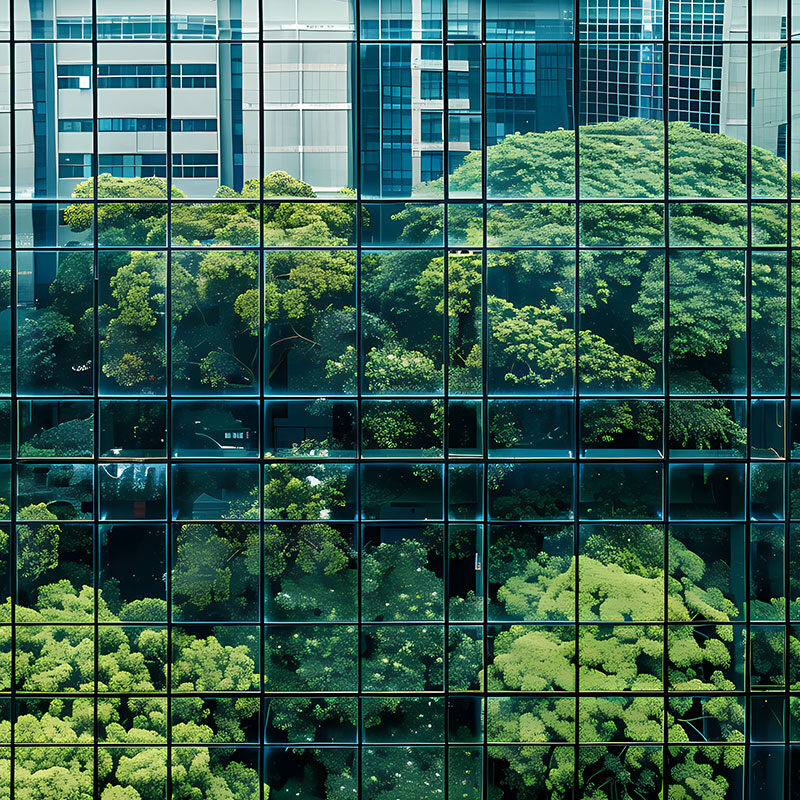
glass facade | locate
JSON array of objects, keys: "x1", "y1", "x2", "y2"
[{"x1": 0, "y1": 0, "x2": 797, "y2": 797}]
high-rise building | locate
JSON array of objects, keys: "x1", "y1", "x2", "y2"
[{"x1": 6, "y1": 0, "x2": 792, "y2": 207}]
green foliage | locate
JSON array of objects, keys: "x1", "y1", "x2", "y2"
[
  {"x1": 486, "y1": 538, "x2": 745, "y2": 798},
  {"x1": 172, "y1": 524, "x2": 258, "y2": 619},
  {"x1": 21, "y1": 417, "x2": 94, "y2": 458},
  {"x1": 11, "y1": 122, "x2": 795, "y2": 799},
  {"x1": 0, "y1": 577, "x2": 261, "y2": 798},
  {"x1": 171, "y1": 249, "x2": 259, "y2": 389},
  {"x1": 17, "y1": 310, "x2": 80, "y2": 389},
  {"x1": 16, "y1": 504, "x2": 62, "y2": 581},
  {"x1": 580, "y1": 400, "x2": 661, "y2": 447},
  {"x1": 669, "y1": 400, "x2": 747, "y2": 453},
  {"x1": 100, "y1": 252, "x2": 166, "y2": 388},
  {"x1": 400, "y1": 119, "x2": 792, "y2": 431},
  {"x1": 56, "y1": 173, "x2": 358, "y2": 393}
]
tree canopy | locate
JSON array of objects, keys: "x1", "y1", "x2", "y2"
[{"x1": 7, "y1": 118, "x2": 797, "y2": 798}]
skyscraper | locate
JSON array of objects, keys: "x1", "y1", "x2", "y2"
[{"x1": 5, "y1": 0, "x2": 792, "y2": 208}]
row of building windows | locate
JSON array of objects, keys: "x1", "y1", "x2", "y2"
[
  {"x1": 59, "y1": 153, "x2": 219, "y2": 179},
  {"x1": 6, "y1": 5, "x2": 789, "y2": 44},
  {"x1": 58, "y1": 118, "x2": 218, "y2": 133},
  {"x1": 55, "y1": 15, "x2": 218, "y2": 40},
  {"x1": 57, "y1": 64, "x2": 217, "y2": 90}
]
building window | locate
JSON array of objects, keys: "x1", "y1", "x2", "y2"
[
  {"x1": 172, "y1": 153, "x2": 219, "y2": 178},
  {"x1": 420, "y1": 150, "x2": 443, "y2": 181},
  {"x1": 172, "y1": 64, "x2": 217, "y2": 88},
  {"x1": 61, "y1": 153, "x2": 219, "y2": 179},
  {"x1": 59, "y1": 118, "x2": 218, "y2": 133},
  {"x1": 95, "y1": 153, "x2": 168, "y2": 177},
  {"x1": 420, "y1": 112, "x2": 442, "y2": 142},
  {"x1": 420, "y1": 44, "x2": 441, "y2": 60},
  {"x1": 777, "y1": 122, "x2": 787, "y2": 159},
  {"x1": 88, "y1": 64, "x2": 216, "y2": 90},
  {"x1": 56, "y1": 14, "x2": 218, "y2": 39},
  {"x1": 58, "y1": 152, "x2": 92, "y2": 177},
  {"x1": 99, "y1": 118, "x2": 167, "y2": 132},
  {"x1": 173, "y1": 118, "x2": 218, "y2": 132},
  {"x1": 97, "y1": 64, "x2": 167, "y2": 89},
  {"x1": 9, "y1": 6, "x2": 794, "y2": 800},
  {"x1": 58, "y1": 119, "x2": 93, "y2": 132},
  {"x1": 420, "y1": 69, "x2": 443, "y2": 99},
  {"x1": 57, "y1": 64, "x2": 92, "y2": 89}
]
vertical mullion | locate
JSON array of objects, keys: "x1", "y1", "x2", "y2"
[
  {"x1": 8, "y1": 2, "x2": 15, "y2": 796},
  {"x1": 257, "y1": 0, "x2": 266, "y2": 795},
  {"x1": 355, "y1": 0, "x2": 363, "y2": 796},
  {"x1": 785, "y1": 0, "x2": 793, "y2": 790},
  {"x1": 573, "y1": 5, "x2": 581, "y2": 795},
  {"x1": 442, "y1": 3, "x2": 451, "y2": 797},
  {"x1": 479, "y1": 0, "x2": 489, "y2": 795},
  {"x1": 165, "y1": 1, "x2": 173, "y2": 796},
  {"x1": 90, "y1": 0, "x2": 99, "y2": 794},
  {"x1": 663, "y1": 5, "x2": 671, "y2": 793},
  {"x1": 745, "y1": 0, "x2": 753, "y2": 790}
]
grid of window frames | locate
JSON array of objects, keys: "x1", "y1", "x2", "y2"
[{"x1": 0, "y1": 0, "x2": 799, "y2": 798}]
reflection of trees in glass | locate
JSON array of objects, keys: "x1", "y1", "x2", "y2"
[
  {"x1": 48, "y1": 125, "x2": 789, "y2": 410},
  {"x1": 395, "y1": 118, "x2": 787, "y2": 442},
  {"x1": 266, "y1": 248, "x2": 356, "y2": 393},
  {"x1": 17, "y1": 465, "x2": 93, "y2": 521},
  {"x1": 172, "y1": 249, "x2": 259, "y2": 390},
  {"x1": 487, "y1": 524, "x2": 744, "y2": 799},
  {"x1": 20, "y1": 417, "x2": 93, "y2": 458},
  {"x1": 0, "y1": 267, "x2": 10, "y2": 394},
  {"x1": 100, "y1": 250, "x2": 167, "y2": 389},
  {"x1": 17, "y1": 251, "x2": 94, "y2": 395},
  {"x1": 10, "y1": 119, "x2": 797, "y2": 798},
  {"x1": 60, "y1": 173, "x2": 359, "y2": 395},
  {"x1": 172, "y1": 523, "x2": 259, "y2": 620},
  {"x1": 15, "y1": 504, "x2": 62, "y2": 581},
  {"x1": 0, "y1": 582, "x2": 261, "y2": 797}
]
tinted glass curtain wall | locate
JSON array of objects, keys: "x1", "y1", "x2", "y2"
[{"x1": 0, "y1": 0, "x2": 797, "y2": 797}]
